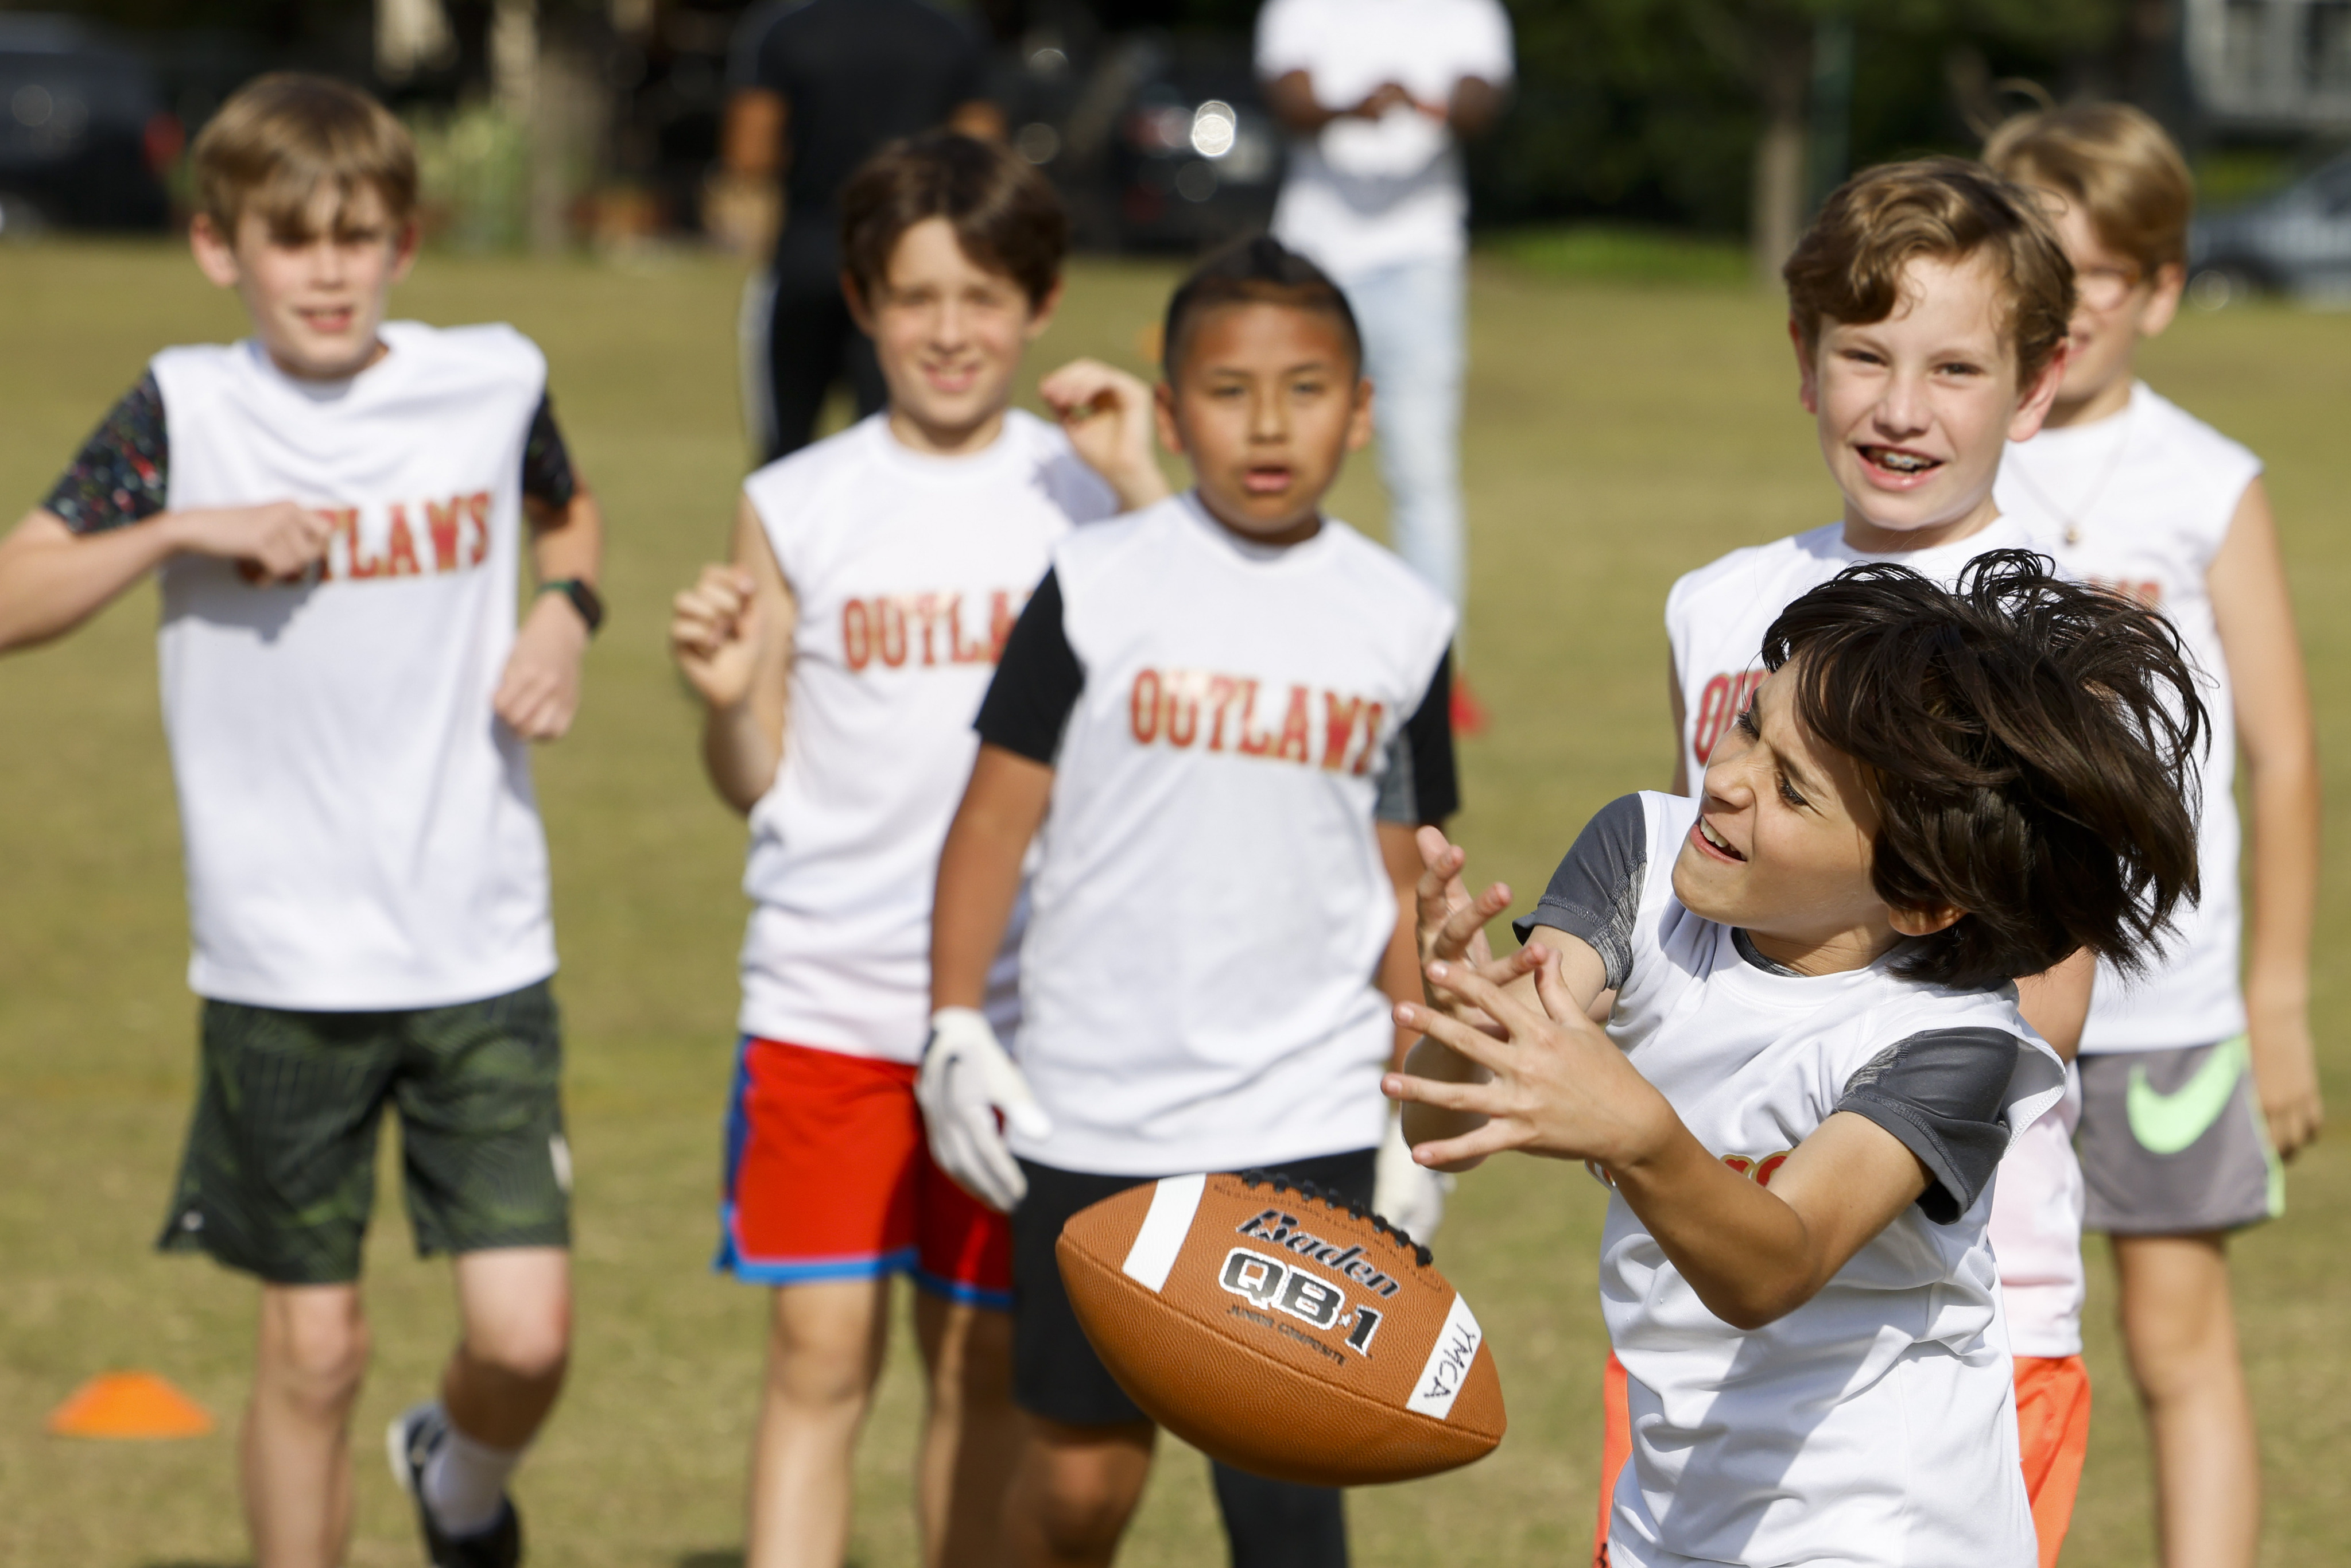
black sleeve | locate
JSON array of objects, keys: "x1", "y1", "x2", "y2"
[
  {"x1": 975, "y1": 569, "x2": 1083, "y2": 764},
  {"x1": 726, "y1": 0, "x2": 789, "y2": 91},
  {"x1": 1374, "y1": 646, "x2": 1460, "y2": 825},
  {"x1": 45, "y1": 372, "x2": 169, "y2": 534},
  {"x1": 1512, "y1": 793, "x2": 1647, "y2": 991},
  {"x1": 1836, "y1": 1028, "x2": 2026, "y2": 1224},
  {"x1": 520, "y1": 395, "x2": 577, "y2": 509}
]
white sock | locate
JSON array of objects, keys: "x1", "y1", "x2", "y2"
[{"x1": 422, "y1": 1414, "x2": 525, "y2": 1539}]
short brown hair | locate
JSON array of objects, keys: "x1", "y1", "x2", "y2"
[
  {"x1": 1984, "y1": 102, "x2": 2194, "y2": 277},
  {"x1": 1783, "y1": 157, "x2": 2074, "y2": 387},
  {"x1": 1762, "y1": 551, "x2": 2205, "y2": 992},
  {"x1": 192, "y1": 73, "x2": 417, "y2": 239},
  {"x1": 1161, "y1": 235, "x2": 1362, "y2": 380},
  {"x1": 840, "y1": 132, "x2": 1067, "y2": 309}
]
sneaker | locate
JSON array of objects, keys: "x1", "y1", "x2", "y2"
[
  {"x1": 1450, "y1": 675, "x2": 1490, "y2": 738},
  {"x1": 387, "y1": 1402, "x2": 523, "y2": 1568}
]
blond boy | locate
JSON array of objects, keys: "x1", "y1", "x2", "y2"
[
  {"x1": 0, "y1": 76, "x2": 602, "y2": 1568},
  {"x1": 1987, "y1": 103, "x2": 2322, "y2": 1568}
]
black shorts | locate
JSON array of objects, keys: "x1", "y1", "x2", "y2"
[
  {"x1": 1011, "y1": 1148, "x2": 1376, "y2": 1427},
  {"x1": 156, "y1": 980, "x2": 572, "y2": 1284}
]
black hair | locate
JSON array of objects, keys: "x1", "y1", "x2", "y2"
[
  {"x1": 1161, "y1": 234, "x2": 1363, "y2": 380},
  {"x1": 1761, "y1": 550, "x2": 2205, "y2": 991}
]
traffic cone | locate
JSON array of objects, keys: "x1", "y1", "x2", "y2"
[{"x1": 46, "y1": 1371, "x2": 214, "y2": 1439}]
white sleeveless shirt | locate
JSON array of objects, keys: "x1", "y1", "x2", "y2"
[
  {"x1": 152, "y1": 323, "x2": 556, "y2": 1010},
  {"x1": 737, "y1": 412, "x2": 1117, "y2": 1061}
]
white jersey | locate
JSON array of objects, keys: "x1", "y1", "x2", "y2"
[
  {"x1": 1665, "y1": 514, "x2": 2034, "y2": 788},
  {"x1": 1996, "y1": 381, "x2": 2257, "y2": 1054},
  {"x1": 152, "y1": 323, "x2": 556, "y2": 1010},
  {"x1": 738, "y1": 412, "x2": 1118, "y2": 1062},
  {"x1": 1256, "y1": 0, "x2": 1515, "y2": 276},
  {"x1": 1534, "y1": 794, "x2": 2060, "y2": 1568},
  {"x1": 1666, "y1": 513, "x2": 2086, "y2": 1373},
  {"x1": 1003, "y1": 494, "x2": 1456, "y2": 1174}
]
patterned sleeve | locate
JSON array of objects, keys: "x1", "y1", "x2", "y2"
[
  {"x1": 46, "y1": 372, "x2": 170, "y2": 534},
  {"x1": 521, "y1": 394, "x2": 578, "y2": 510},
  {"x1": 1514, "y1": 793, "x2": 1649, "y2": 990}
]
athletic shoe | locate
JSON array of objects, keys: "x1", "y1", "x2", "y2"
[
  {"x1": 387, "y1": 1402, "x2": 523, "y2": 1568},
  {"x1": 1450, "y1": 676, "x2": 1489, "y2": 738}
]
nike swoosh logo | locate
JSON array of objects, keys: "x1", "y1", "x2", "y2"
[{"x1": 2126, "y1": 1034, "x2": 2249, "y2": 1155}]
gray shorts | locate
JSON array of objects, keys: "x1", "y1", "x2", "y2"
[{"x1": 2077, "y1": 1036, "x2": 2282, "y2": 1236}]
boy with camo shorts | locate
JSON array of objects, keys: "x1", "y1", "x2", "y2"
[{"x1": 0, "y1": 76, "x2": 603, "y2": 1568}]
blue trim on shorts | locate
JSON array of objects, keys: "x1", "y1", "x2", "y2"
[{"x1": 914, "y1": 1266, "x2": 1013, "y2": 1312}]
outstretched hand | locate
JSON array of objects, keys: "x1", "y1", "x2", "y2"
[
  {"x1": 1412, "y1": 825, "x2": 1543, "y2": 1029},
  {"x1": 1387, "y1": 949, "x2": 1670, "y2": 1172}
]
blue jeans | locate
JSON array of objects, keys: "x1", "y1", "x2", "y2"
[{"x1": 1336, "y1": 255, "x2": 1467, "y2": 625}]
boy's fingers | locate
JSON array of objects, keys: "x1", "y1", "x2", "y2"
[
  {"x1": 1381, "y1": 1070, "x2": 1504, "y2": 1117},
  {"x1": 1394, "y1": 996, "x2": 1510, "y2": 1072},
  {"x1": 1422, "y1": 958, "x2": 1546, "y2": 1038},
  {"x1": 1405, "y1": 1121, "x2": 1520, "y2": 1169}
]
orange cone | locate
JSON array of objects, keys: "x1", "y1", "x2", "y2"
[{"x1": 46, "y1": 1371, "x2": 215, "y2": 1439}]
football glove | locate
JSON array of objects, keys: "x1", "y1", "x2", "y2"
[{"x1": 917, "y1": 1007, "x2": 1052, "y2": 1213}]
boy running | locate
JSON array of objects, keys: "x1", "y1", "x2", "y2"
[
  {"x1": 0, "y1": 76, "x2": 601, "y2": 1568},
  {"x1": 1398, "y1": 552, "x2": 2206, "y2": 1568},
  {"x1": 667, "y1": 133, "x2": 1165, "y2": 1568},
  {"x1": 923, "y1": 236, "x2": 1458, "y2": 1568},
  {"x1": 1987, "y1": 104, "x2": 2322, "y2": 1568}
]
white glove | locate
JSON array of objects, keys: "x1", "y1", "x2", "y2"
[
  {"x1": 917, "y1": 1007, "x2": 1052, "y2": 1213},
  {"x1": 1372, "y1": 1108, "x2": 1454, "y2": 1244}
]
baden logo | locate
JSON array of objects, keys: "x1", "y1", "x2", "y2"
[
  {"x1": 1128, "y1": 670, "x2": 1386, "y2": 773},
  {"x1": 841, "y1": 590, "x2": 1021, "y2": 673}
]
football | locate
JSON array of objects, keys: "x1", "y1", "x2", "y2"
[{"x1": 1056, "y1": 1170, "x2": 1505, "y2": 1487}]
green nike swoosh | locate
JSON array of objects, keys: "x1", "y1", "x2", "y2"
[{"x1": 2126, "y1": 1034, "x2": 2249, "y2": 1155}]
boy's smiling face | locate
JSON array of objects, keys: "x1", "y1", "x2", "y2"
[
  {"x1": 191, "y1": 181, "x2": 417, "y2": 382},
  {"x1": 1156, "y1": 301, "x2": 1372, "y2": 546},
  {"x1": 1797, "y1": 251, "x2": 2064, "y2": 554},
  {"x1": 854, "y1": 215, "x2": 1060, "y2": 452},
  {"x1": 1673, "y1": 667, "x2": 1958, "y2": 975}
]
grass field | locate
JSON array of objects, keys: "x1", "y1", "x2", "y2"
[{"x1": 1, "y1": 240, "x2": 2345, "y2": 1567}]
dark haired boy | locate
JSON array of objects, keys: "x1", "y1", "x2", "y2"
[
  {"x1": 1397, "y1": 554, "x2": 2206, "y2": 1568},
  {"x1": 926, "y1": 235, "x2": 1457, "y2": 1568},
  {"x1": 670, "y1": 131, "x2": 1165, "y2": 1567},
  {"x1": 1641, "y1": 156, "x2": 2101, "y2": 1568}
]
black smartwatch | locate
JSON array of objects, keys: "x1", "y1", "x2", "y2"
[{"x1": 538, "y1": 577, "x2": 604, "y2": 636}]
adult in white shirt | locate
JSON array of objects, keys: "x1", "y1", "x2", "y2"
[{"x1": 1256, "y1": 0, "x2": 1512, "y2": 704}]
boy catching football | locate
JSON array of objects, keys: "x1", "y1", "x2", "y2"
[
  {"x1": 0, "y1": 76, "x2": 602, "y2": 1568},
  {"x1": 924, "y1": 236, "x2": 1459, "y2": 1568},
  {"x1": 1397, "y1": 552, "x2": 2205, "y2": 1568},
  {"x1": 1987, "y1": 103, "x2": 2321, "y2": 1568},
  {"x1": 668, "y1": 133, "x2": 1166, "y2": 1568}
]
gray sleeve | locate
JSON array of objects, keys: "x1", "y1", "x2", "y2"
[
  {"x1": 1511, "y1": 793, "x2": 1647, "y2": 991},
  {"x1": 1837, "y1": 1027, "x2": 2024, "y2": 1224}
]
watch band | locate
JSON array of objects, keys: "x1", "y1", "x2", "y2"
[{"x1": 538, "y1": 577, "x2": 604, "y2": 635}]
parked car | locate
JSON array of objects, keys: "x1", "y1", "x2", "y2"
[
  {"x1": 2189, "y1": 146, "x2": 2351, "y2": 306},
  {"x1": 0, "y1": 14, "x2": 174, "y2": 234},
  {"x1": 1012, "y1": 32, "x2": 1283, "y2": 254}
]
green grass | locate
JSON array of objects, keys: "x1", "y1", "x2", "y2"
[
  {"x1": 1481, "y1": 224, "x2": 1752, "y2": 287},
  {"x1": 1, "y1": 243, "x2": 2346, "y2": 1566}
]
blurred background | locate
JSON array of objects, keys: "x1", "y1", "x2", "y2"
[{"x1": 10, "y1": 0, "x2": 2351, "y2": 299}]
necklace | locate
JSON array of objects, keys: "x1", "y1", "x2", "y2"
[{"x1": 2011, "y1": 399, "x2": 2135, "y2": 548}]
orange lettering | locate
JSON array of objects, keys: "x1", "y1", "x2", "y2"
[
  {"x1": 1206, "y1": 675, "x2": 1241, "y2": 751},
  {"x1": 1351, "y1": 703, "x2": 1386, "y2": 775},
  {"x1": 1277, "y1": 685, "x2": 1312, "y2": 763},
  {"x1": 843, "y1": 600, "x2": 872, "y2": 672},
  {"x1": 1165, "y1": 673, "x2": 1199, "y2": 748},
  {"x1": 1130, "y1": 669, "x2": 1162, "y2": 743},
  {"x1": 465, "y1": 492, "x2": 491, "y2": 565},
  {"x1": 344, "y1": 509, "x2": 385, "y2": 579},
  {"x1": 425, "y1": 497, "x2": 464, "y2": 572},
  {"x1": 1237, "y1": 680, "x2": 1278, "y2": 756},
  {"x1": 1321, "y1": 693, "x2": 1363, "y2": 770},
  {"x1": 914, "y1": 594, "x2": 944, "y2": 666},
  {"x1": 949, "y1": 594, "x2": 991, "y2": 663},
  {"x1": 385, "y1": 504, "x2": 421, "y2": 576},
  {"x1": 878, "y1": 597, "x2": 908, "y2": 667}
]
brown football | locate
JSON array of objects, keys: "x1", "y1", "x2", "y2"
[{"x1": 1056, "y1": 1170, "x2": 1504, "y2": 1487}]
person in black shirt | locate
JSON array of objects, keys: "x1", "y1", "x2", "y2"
[{"x1": 724, "y1": 0, "x2": 1002, "y2": 460}]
